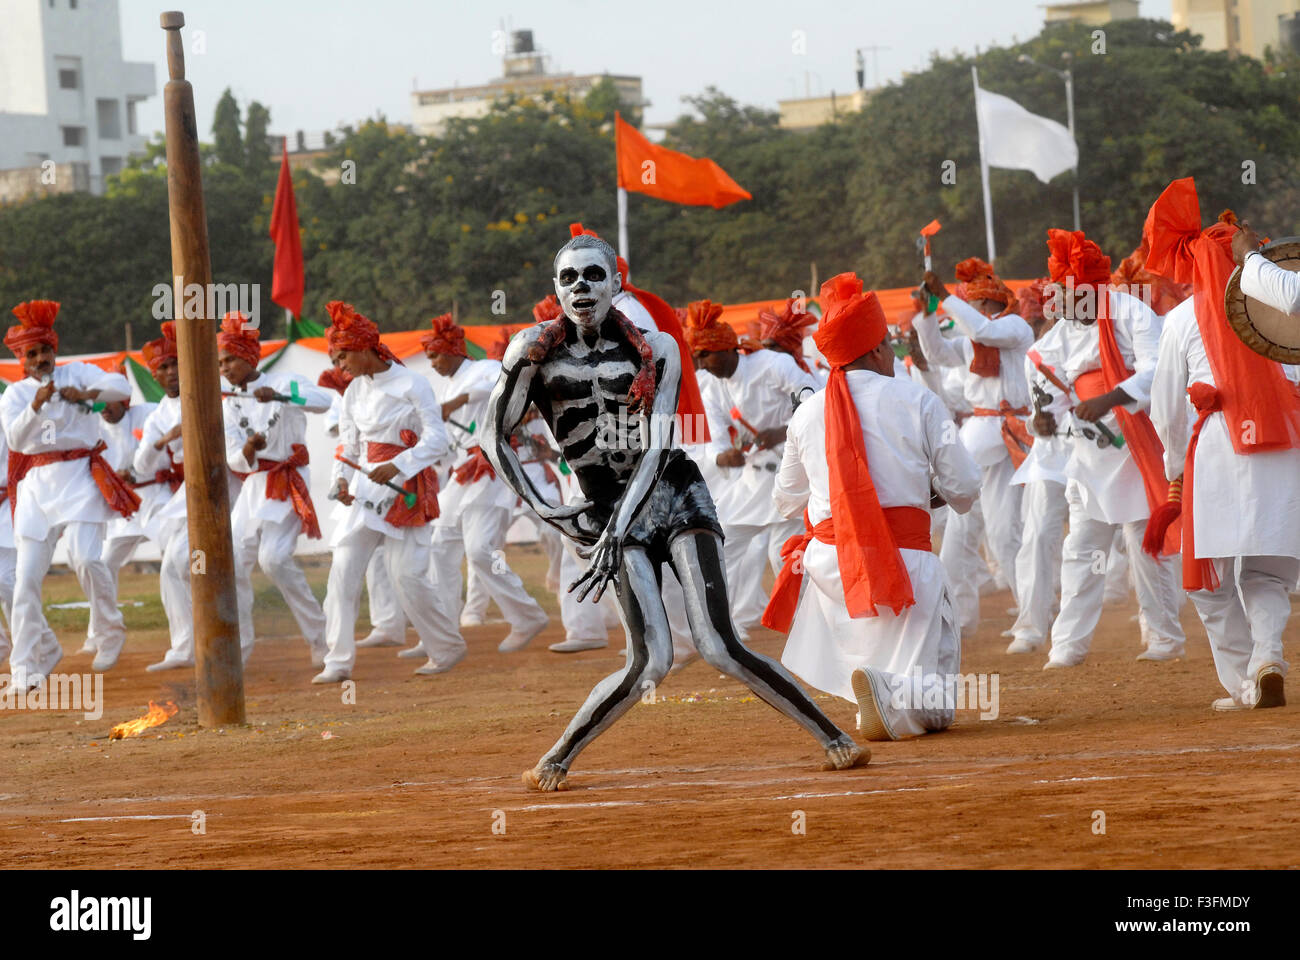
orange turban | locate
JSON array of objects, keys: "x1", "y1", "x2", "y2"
[
  {"x1": 1110, "y1": 239, "x2": 1192, "y2": 315},
  {"x1": 684, "y1": 299, "x2": 737, "y2": 353},
  {"x1": 5, "y1": 300, "x2": 60, "y2": 358},
  {"x1": 1046, "y1": 229, "x2": 1111, "y2": 287},
  {"x1": 317, "y1": 366, "x2": 352, "y2": 395},
  {"x1": 954, "y1": 257, "x2": 1015, "y2": 308},
  {"x1": 1016, "y1": 278, "x2": 1051, "y2": 325},
  {"x1": 488, "y1": 326, "x2": 516, "y2": 361},
  {"x1": 216, "y1": 311, "x2": 261, "y2": 369},
  {"x1": 141, "y1": 321, "x2": 179, "y2": 376},
  {"x1": 533, "y1": 295, "x2": 563, "y2": 324},
  {"x1": 324, "y1": 300, "x2": 399, "y2": 364},
  {"x1": 758, "y1": 299, "x2": 818, "y2": 372},
  {"x1": 813, "y1": 273, "x2": 887, "y2": 367},
  {"x1": 420, "y1": 313, "x2": 466, "y2": 358}
]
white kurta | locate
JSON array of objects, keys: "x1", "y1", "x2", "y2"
[
  {"x1": 329, "y1": 363, "x2": 449, "y2": 546},
  {"x1": 429, "y1": 357, "x2": 515, "y2": 516},
  {"x1": 0, "y1": 363, "x2": 131, "y2": 539},
  {"x1": 1240, "y1": 251, "x2": 1300, "y2": 316},
  {"x1": 1030, "y1": 289, "x2": 1163, "y2": 525},
  {"x1": 1150, "y1": 296, "x2": 1300, "y2": 560},
  {"x1": 776, "y1": 369, "x2": 981, "y2": 736},
  {"x1": 101, "y1": 403, "x2": 157, "y2": 543},
  {"x1": 133, "y1": 395, "x2": 187, "y2": 540}
]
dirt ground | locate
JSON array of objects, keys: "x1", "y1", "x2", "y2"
[{"x1": 2, "y1": 544, "x2": 1297, "y2": 870}]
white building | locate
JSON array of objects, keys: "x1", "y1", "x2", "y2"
[{"x1": 0, "y1": 0, "x2": 155, "y2": 197}]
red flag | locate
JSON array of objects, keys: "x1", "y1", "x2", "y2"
[
  {"x1": 615, "y1": 112, "x2": 750, "y2": 209},
  {"x1": 270, "y1": 144, "x2": 304, "y2": 319}
]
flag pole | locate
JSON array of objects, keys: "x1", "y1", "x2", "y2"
[
  {"x1": 971, "y1": 66, "x2": 996, "y2": 264},
  {"x1": 617, "y1": 186, "x2": 629, "y2": 272}
]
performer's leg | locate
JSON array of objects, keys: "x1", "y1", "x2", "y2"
[
  {"x1": 1009, "y1": 479, "x2": 1065, "y2": 651},
  {"x1": 423, "y1": 521, "x2": 468, "y2": 658},
  {"x1": 551, "y1": 539, "x2": 610, "y2": 651},
  {"x1": 1237, "y1": 555, "x2": 1297, "y2": 691},
  {"x1": 463, "y1": 505, "x2": 547, "y2": 642},
  {"x1": 361, "y1": 544, "x2": 405, "y2": 644},
  {"x1": 320, "y1": 526, "x2": 381, "y2": 676},
  {"x1": 257, "y1": 513, "x2": 326, "y2": 658},
  {"x1": 980, "y1": 456, "x2": 1023, "y2": 606},
  {"x1": 722, "y1": 523, "x2": 766, "y2": 632},
  {"x1": 461, "y1": 565, "x2": 491, "y2": 625},
  {"x1": 151, "y1": 518, "x2": 194, "y2": 667},
  {"x1": 66, "y1": 522, "x2": 127, "y2": 671},
  {"x1": 1103, "y1": 528, "x2": 1130, "y2": 604},
  {"x1": 1186, "y1": 559, "x2": 1253, "y2": 703},
  {"x1": 231, "y1": 514, "x2": 260, "y2": 660},
  {"x1": 538, "y1": 521, "x2": 563, "y2": 593},
  {"x1": 91, "y1": 534, "x2": 141, "y2": 653},
  {"x1": 1046, "y1": 492, "x2": 1111, "y2": 667},
  {"x1": 390, "y1": 526, "x2": 465, "y2": 668},
  {"x1": 939, "y1": 499, "x2": 983, "y2": 635},
  {"x1": 0, "y1": 545, "x2": 15, "y2": 660},
  {"x1": 1123, "y1": 518, "x2": 1185, "y2": 657},
  {"x1": 526, "y1": 545, "x2": 673, "y2": 789},
  {"x1": 668, "y1": 529, "x2": 862, "y2": 764},
  {"x1": 8, "y1": 530, "x2": 59, "y2": 681}
]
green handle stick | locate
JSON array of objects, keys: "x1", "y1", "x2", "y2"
[{"x1": 332, "y1": 453, "x2": 417, "y2": 508}]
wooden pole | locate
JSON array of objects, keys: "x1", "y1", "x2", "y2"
[{"x1": 160, "y1": 11, "x2": 245, "y2": 726}]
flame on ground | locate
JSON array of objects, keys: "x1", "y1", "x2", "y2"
[{"x1": 110, "y1": 701, "x2": 179, "y2": 740}]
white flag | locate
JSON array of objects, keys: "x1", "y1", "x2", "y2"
[{"x1": 974, "y1": 87, "x2": 1078, "y2": 184}]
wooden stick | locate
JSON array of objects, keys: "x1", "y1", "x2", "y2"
[
  {"x1": 161, "y1": 11, "x2": 245, "y2": 726},
  {"x1": 333, "y1": 453, "x2": 418, "y2": 508}
]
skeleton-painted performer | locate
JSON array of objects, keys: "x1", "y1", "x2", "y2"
[
  {"x1": 218, "y1": 312, "x2": 332, "y2": 667},
  {"x1": 485, "y1": 233, "x2": 867, "y2": 791}
]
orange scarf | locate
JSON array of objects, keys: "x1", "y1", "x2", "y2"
[
  {"x1": 8, "y1": 441, "x2": 141, "y2": 521},
  {"x1": 258, "y1": 443, "x2": 320, "y2": 539},
  {"x1": 367, "y1": 429, "x2": 440, "y2": 527}
]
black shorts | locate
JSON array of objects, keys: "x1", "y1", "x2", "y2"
[{"x1": 591, "y1": 451, "x2": 724, "y2": 567}]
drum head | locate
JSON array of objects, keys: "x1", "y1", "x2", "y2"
[{"x1": 1224, "y1": 237, "x2": 1300, "y2": 364}]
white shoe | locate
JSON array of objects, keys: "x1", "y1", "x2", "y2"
[
  {"x1": 1005, "y1": 638, "x2": 1043, "y2": 654},
  {"x1": 498, "y1": 616, "x2": 548, "y2": 653},
  {"x1": 1042, "y1": 659, "x2": 1077, "y2": 670},
  {"x1": 311, "y1": 667, "x2": 351, "y2": 684},
  {"x1": 145, "y1": 657, "x2": 193, "y2": 673},
  {"x1": 38, "y1": 643, "x2": 65, "y2": 680},
  {"x1": 1136, "y1": 648, "x2": 1183, "y2": 662},
  {"x1": 459, "y1": 615, "x2": 485, "y2": 628},
  {"x1": 1212, "y1": 696, "x2": 1249, "y2": 712},
  {"x1": 356, "y1": 634, "x2": 403, "y2": 649},
  {"x1": 850, "y1": 667, "x2": 899, "y2": 742},
  {"x1": 91, "y1": 636, "x2": 125, "y2": 672},
  {"x1": 75, "y1": 642, "x2": 97, "y2": 656},
  {"x1": 396, "y1": 644, "x2": 427, "y2": 660},
  {"x1": 414, "y1": 648, "x2": 466, "y2": 676},
  {"x1": 548, "y1": 637, "x2": 608, "y2": 653},
  {"x1": 1000, "y1": 627, "x2": 1016, "y2": 638}
]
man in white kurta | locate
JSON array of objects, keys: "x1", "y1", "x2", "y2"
[
  {"x1": 773, "y1": 274, "x2": 981, "y2": 740},
  {"x1": 1032, "y1": 236, "x2": 1185, "y2": 668},
  {"x1": 1236, "y1": 224, "x2": 1300, "y2": 317},
  {"x1": 318, "y1": 301, "x2": 457, "y2": 683},
  {"x1": 912, "y1": 262, "x2": 1033, "y2": 636},
  {"x1": 420, "y1": 316, "x2": 548, "y2": 657},
  {"x1": 690, "y1": 305, "x2": 820, "y2": 635},
  {"x1": 219, "y1": 315, "x2": 333, "y2": 666},
  {"x1": 132, "y1": 337, "x2": 196, "y2": 672},
  {"x1": 1, "y1": 301, "x2": 136, "y2": 686}
]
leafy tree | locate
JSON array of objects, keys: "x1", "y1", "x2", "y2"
[
  {"x1": 244, "y1": 101, "x2": 272, "y2": 172},
  {"x1": 212, "y1": 88, "x2": 244, "y2": 167}
]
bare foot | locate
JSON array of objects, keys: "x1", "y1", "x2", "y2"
[
  {"x1": 521, "y1": 762, "x2": 569, "y2": 792},
  {"x1": 822, "y1": 736, "x2": 870, "y2": 771}
]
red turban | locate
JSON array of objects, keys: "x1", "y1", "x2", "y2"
[
  {"x1": 810, "y1": 272, "x2": 913, "y2": 618},
  {"x1": 954, "y1": 257, "x2": 1015, "y2": 309},
  {"x1": 5, "y1": 300, "x2": 60, "y2": 358},
  {"x1": 684, "y1": 299, "x2": 738, "y2": 353},
  {"x1": 488, "y1": 326, "x2": 516, "y2": 361},
  {"x1": 317, "y1": 367, "x2": 352, "y2": 395},
  {"x1": 1046, "y1": 229, "x2": 1111, "y2": 286},
  {"x1": 324, "y1": 300, "x2": 399, "y2": 364},
  {"x1": 533, "y1": 295, "x2": 563, "y2": 324},
  {"x1": 420, "y1": 313, "x2": 467, "y2": 358},
  {"x1": 1016, "y1": 278, "x2": 1051, "y2": 325},
  {"x1": 813, "y1": 273, "x2": 887, "y2": 366},
  {"x1": 216, "y1": 311, "x2": 261, "y2": 369},
  {"x1": 758, "y1": 299, "x2": 818, "y2": 372},
  {"x1": 141, "y1": 321, "x2": 179, "y2": 376}
]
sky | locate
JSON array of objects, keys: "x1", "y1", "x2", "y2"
[{"x1": 119, "y1": 0, "x2": 1175, "y2": 141}]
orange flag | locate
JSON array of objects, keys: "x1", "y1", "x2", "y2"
[
  {"x1": 615, "y1": 112, "x2": 751, "y2": 209},
  {"x1": 270, "y1": 144, "x2": 304, "y2": 319}
]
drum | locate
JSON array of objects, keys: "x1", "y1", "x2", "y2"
[{"x1": 1224, "y1": 237, "x2": 1300, "y2": 364}]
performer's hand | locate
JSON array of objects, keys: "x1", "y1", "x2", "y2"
[
  {"x1": 116, "y1": 468, "x2": 134, "y2": 483},
  {"x1": 253, "y1": 386, "x2": 278, "y2": 403},
  {"x1": 756, "y1": 426, "x2": 787, "y2": 449},
  {"x1": 922, "y1": 270, "x2": 949, "y2": 301},
  {"x1": 155, "y1": 423, "x2": 184, "y2": 450},
  {"x1": 1232, "y1": 221, "x2": 1262, "y2": 267},
  {"x1": 335, "y1": 478, "x2": 354, "y2": 506},
  {"x1": 716, "y1": 448, "x2": 744, "y2": 468},
  {"x1": 1033, "y1": 411, "x2": 1057, "y2": 436},
  {"x1": 32, "y1": 379, "x2": 56, "y2": 410},
  {"x1": 569, "y1": 530, "x2": 622, "y2": 604},
  {"x1": 369, "y1": 462, "x2": 400, "y2": 485},
  {"x1": 1075, "y1": 389, "x2": 1127, "y2": 422},
  {"x1": 907, "y1": 329, "x2": 928, "y2": 371},
  {"x1": 58, "y1": 386, "x2": 89, "y2": 403}
]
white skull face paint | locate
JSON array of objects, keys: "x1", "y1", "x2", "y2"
[{"x1": 554, "y1": 247, "x2": 621, "y2": 332}]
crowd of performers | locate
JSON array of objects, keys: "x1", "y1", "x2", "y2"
[{"x1": 1, "y1": 176, "x2": 1297, "y2": 788}]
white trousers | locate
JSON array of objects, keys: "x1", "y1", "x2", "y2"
[
  {"x1": 234, "y1": 512, "x2": 326, "y2": 660},
  {"x1": 1187, "y1": 555, "x2": 1296, "y2": 704},
  {"x1": 558, "y1": 540, "x2": 611, "y2": 643},
  {"x1": 464, "y1": 517, "x2": 564, "y2": 621},
  {"x1": 940, "y1": 496, "x2": 986, "y2": 635},
  {"x1": 0, "y1": 545, "x2": 16, "y2": 657},
  {"x1": 1010, "y1": 479, "x2": 1066, "y2": 646},
  {"x1": 323, "y1": 525, "x2": 459, "y2": 672},
  {"x1": 723, "y1": 518, "x2": 801, "y2": 632},
  {"x1": 156, "y1": 517, "x2": 194, "y2": 662},
  {"x1": 9, "y1": 522, "x2": 122, "y2": 678},
  {"x1": 363, "y1": 544, "x2": 406, "y2": 642},
  {"x1": 1047, "y1": 491, "x2": 1185, "y2": 665},
  {"x1": 976, "y1": 456, "x2": 1022, "y2": 603},
  {"x1": 427, "y1": 506, "x2": 547, "y2": 647}
]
